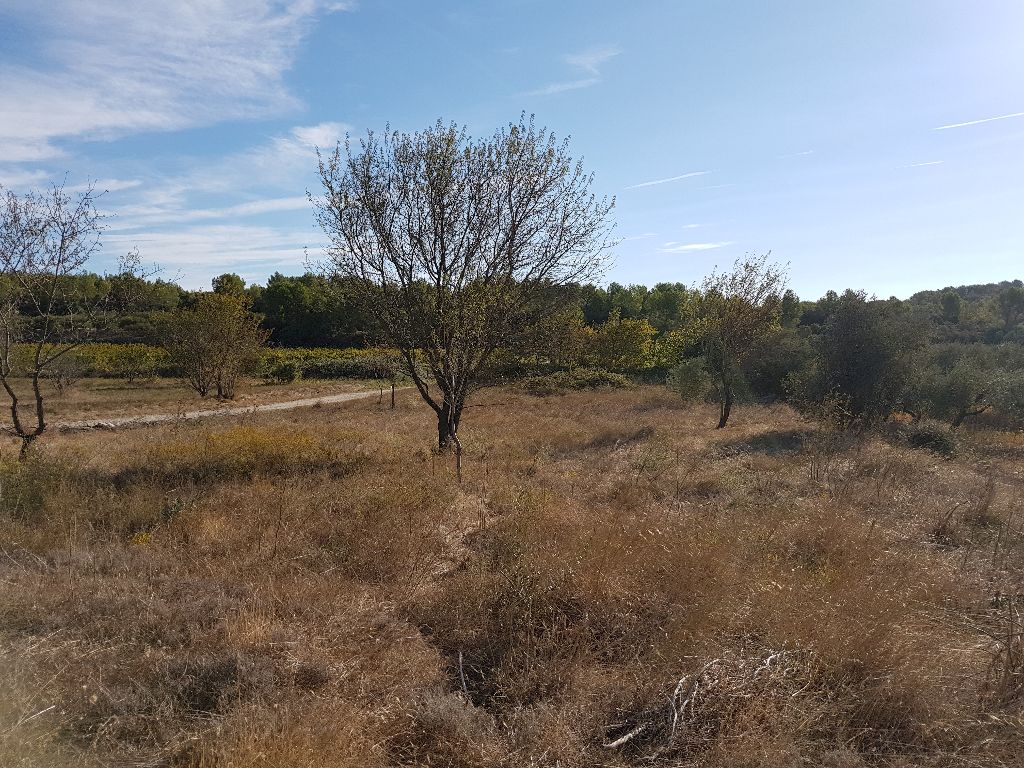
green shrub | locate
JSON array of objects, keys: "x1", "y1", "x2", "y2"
[
  {"x1": 259, "y1": 348, "x2": 403, "y2": 381},
  {"x1": 666, "y1": 357, "x2": 712, "y2": 402},
  {"x1": 522, "y1": 368, "x2": 632, "y2": 396},
  {"x1": 264, "y1": 359, "x2": 301, "y2": 384}
]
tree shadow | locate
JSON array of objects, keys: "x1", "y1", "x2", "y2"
[{"x1": 718, "y1": 428, "x2": 814, "y2": 457}]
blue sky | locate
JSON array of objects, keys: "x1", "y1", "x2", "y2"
[{"x1": 1, "y1": 0, "x2": 1022, "y2": 298}]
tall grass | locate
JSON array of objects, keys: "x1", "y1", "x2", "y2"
[{"x1": 0, "y1": 388, "x2": 1022, "y2": 766}]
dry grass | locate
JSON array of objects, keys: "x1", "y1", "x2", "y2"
[{"x1": 1, "y1": 386, "x2": 1023, "y2": 766}]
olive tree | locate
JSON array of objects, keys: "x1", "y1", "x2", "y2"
[
  {"x1": 802, "y1": 291, "x2": 927, "y2": 429},
  {"x1": 0, "y1": 182, "x2": 139, "y2": 457},
  {"x1": 313, "y1": 116, "x2": 614, "y2": 449},
  {"x1": 697, "y1": 254, "x2": 787, "y2": 428}
]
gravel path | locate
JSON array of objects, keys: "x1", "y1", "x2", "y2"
[{"x1": 56, "y1": 388, "x2": 398, "y2": 432}]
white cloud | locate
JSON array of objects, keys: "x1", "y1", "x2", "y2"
[
  {"x1": 0, "y1": 1, "x2": 353, "y2": 160},
  {"x1": 103, "y1": 121, "x2": 350, "y2": 229},
  {"x1": 525, "y1": 43, "x2": 620, "y2": 97},
  {"x1": 620, "y1": 232, "x2": 657, "y2": 242},
  {"x1": 0, "y1": 167, "x2": 50, "y2": 189},
  {"x1": 900, "y1": 160, "x2": 944, "y2": 168},
  {"x1": 625, "y1": 171, "x2": 710, "y2": 189},
  {"x1": 564, "y1": 46, "x2": 622, "y2": 75},
  {"x1": 781, "y1": 150, "x2": 815, "y2": 158},
  {"x1": 289, "y1": 122, "x2": 350, "y2": 150},
  {"x1": 658, "y1": 241, "x2": 734, "y2": 253},
  {"x1": 109, "y1": 196, "x2": 311, "y2": 230},
  {"x1": 65, "y1": 178, "x2": 143, "y2": 194},
  {"x1": 934, "y1": 111, "x2": 1024, "y2": 130},
  {"x1": 105, "y1": 223, "x2": 325, "y2": 287}
]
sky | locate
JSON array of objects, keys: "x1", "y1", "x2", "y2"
[{"x1": 1, "y1": 0, "x2": 1023, "y2": 298}]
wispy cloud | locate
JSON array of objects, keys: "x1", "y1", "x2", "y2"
[
  {"x1": 658, "y1": 241, "x2": 734, "y2": 253},
  {"x1": 0, "y1": 1, "x2": 353, "y2": 162},
  {"x1": 104, "y1": 122, "x2": 348, "y2": 232},
  {"x1": 109, "y1": 196, "x2": 310, "y2": 230},
  {"x1": 900, "y1": 160, "x2": 944, "y2": 168},
  {"x1": 933, "y1": 111, "x2": 1024, "y2": 130},
  {"x1": 625, "y1": 171, "x2": 710, "y2": 189},
  {"x1": 620, "y1": 232, "x2": 657, "y2": 242},
  {"x1": 525, "y1": 44, "x2": 620, "y2": 97},
  {"x1": 525, "y1": 78, "x2": 600, "y2": 97},
  {"x1": 781, "y1": 150, "x2": 815, "y2": 158},
  {"x1": 563, "y1": 45, "x2": 622, "y2": 75},
  {"x1": 105, "y1": 223, "x2": 325, "y2": 287},
  {"x1": 0, "y1": 167, "x2": 50, "y2": 189}
]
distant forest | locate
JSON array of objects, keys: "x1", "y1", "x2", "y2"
[{"x1": 23, "y1": 271, "x2": 1024, "y2": 351}]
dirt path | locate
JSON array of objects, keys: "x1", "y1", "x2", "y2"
[{"x1": 56, "y1": 388, "x2": 403, "y2": 432}]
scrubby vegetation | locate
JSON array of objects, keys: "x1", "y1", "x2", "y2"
[
  {"x1": 521, "y1": 367, "x2": 633, "y2": 396},
  {"x1": 2, "y1": 388, "x2": 1023, "y2": 766}
]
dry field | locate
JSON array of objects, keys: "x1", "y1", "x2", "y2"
[{"x1": 1, "y1": 386, "x2": 1023, "y2": 767}]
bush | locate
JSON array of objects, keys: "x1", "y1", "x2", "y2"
[
  {"x1": 905, "y1": 421, "x2": 957, "y2": 457},
  {"x1": 260, "y1": 348, "x2": 404, "y2": 381},
  {"x1": 521, "y1": 368, "x2": 631, "y2": 396},
  {"x1": 666, "y1": 357, "x2": 712, "y2": 402},
  {"x1": 264, "y1": 359, "x2": 301, "y2": 384}
]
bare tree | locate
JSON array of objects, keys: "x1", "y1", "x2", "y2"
[
  {"x1": 698, "y1": 254, "x2": 787, "y2": 428},
  {"x1": 0, "y1": 182, "x2": 139, "y2": 458},
  {"x1": 313, "y1": 116, "x2": 615, "y2": 449}
]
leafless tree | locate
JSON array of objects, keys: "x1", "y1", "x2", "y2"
[
  {"x1": 0, "y1": 182, "x2": 139, "y2": 457},
  {"x1": 313, "y1": 116, "x2": 615, "y2": 449}
]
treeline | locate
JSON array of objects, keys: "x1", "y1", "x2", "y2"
[
  {"x1": 11, "y1": 268, "x2": 1024, "y2": 430},
  {"x1": 22, "y1": 270, "x2": 1024, "y2": 349}
]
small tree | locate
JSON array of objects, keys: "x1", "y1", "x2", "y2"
[
  {"x1": 528, "y1": 305, "x2": 589, "y2": 370},
  {"x1": 589, "y1": 308, "x2": 657, "y2": 371},
  {"x1": 996, "y1": 285, "x2": 1024, "y2": 331},
  {"x1": 211, "y1": 272, "x2": 247, "y2": 298},
  {"x1": 0, "y1": 182, "x2": 139, "y2": 457},
  {"x1": 938, "y1": 290, "x2": 962, "y2": 324},
  {"x1": 164, "y1": 293, "x2": 268, "y2": 399},
  {"x1": 806, "y1": 291, "x2": 927, "y2": 428},
  {"x1": 916, "y1": 344, "x2": 996, "y2": 428},
  {"x1": 314, "y1": 116, "x2": 614, "y2": 449},
  {"x1": 696, "y1": 254, "x2": 787, "y2": 428}
]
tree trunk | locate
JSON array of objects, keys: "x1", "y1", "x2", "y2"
[
  {"x1": 19, "y1": 433, "x2": 38, "y2": 461},
  {"x1": 437, "y1": 399, "x2": 463, "y2": 451},
  {"x1": 717, "y1": 383, "x2": 733, "y2": 429},
  {"x1": 438, "y1": 404, "x2": 453, "y2": 450}
]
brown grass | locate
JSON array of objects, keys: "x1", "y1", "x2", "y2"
[{"x1": 1, "y1": 386, "x2": 1023, "y2": 766}]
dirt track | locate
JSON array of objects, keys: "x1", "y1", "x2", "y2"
[{"x1": 56, "y1": 388, "x2": 399, "y2": 432}]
